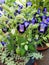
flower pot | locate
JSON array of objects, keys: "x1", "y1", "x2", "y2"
[
  {"x1": 37, "y1": 43, "x2": 49, "y2": 51},
  {"x1": 34, "y1": 61, "x2": 37, "y2": 65}
]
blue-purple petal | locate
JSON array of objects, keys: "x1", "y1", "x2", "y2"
[
  {"x1": 18, "y1": 5, "x2": 23, "y2": 9},
  {"x1": 46, "y1": 16, "x2": 49, "y2": 22},
  {"x1": 38, "y1": 22, "x2": 48, "y2": 33},
  {"x1": 32, "y1": 18, "x2": 37, "y2": 24},
  {"x1": 37, "y1": 8, "x2": 41, "y2": 14},
  {"x1": 17, "y1": 24, "x2": 25, "y2": 33},
  {"x1": 0, "y1": 0, "x2": 5, "y2": 4},
  {"x1": 16, "y1": 9, "x2": 21, "y2": 14},
  {"x1": 1, "y1": 41, "x2": 6, "y2": 46},
  {"x1": 42, "y1": 15, "x2": 47, "y2": 19},
  {"x1": 26, "y1": 2, "x2": 32, "y2": 7},
  {"x1": 0, "y1": 7, "x2": 3, "y2": 11},
  {"x1": 24, "y1": 21, "x2": 30, "y2": 28},
  {"x1": 43, "y1": 7, "x2": 47, "y2": 13}
]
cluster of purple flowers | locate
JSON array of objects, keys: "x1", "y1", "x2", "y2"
[
  {"x1": 0, "y1": 1, "x2": 49, "y2": 46},
  {"x1": 17, "y1": 2, "x2": 49, "y2": 34},
  {"x1": 38, "y1": 7, "x2": 49, "y2": 33},
  {"x1": 17, "y1": 17, "x2": 38, "y2": 33},
  {"x1": 17, "y1": 1, "x2": 33, "y2": 33},
  {"x1": 14, "y1": 1, "x2": 32, "y2": 15}
]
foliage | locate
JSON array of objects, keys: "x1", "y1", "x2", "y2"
[
  {"x1": 0, "y1": 45, "x2": 42, "y2": 65},
  {"x1": 1, "y1": 0, "x2": 49, "y2": 64},
  {"x1": 0, "y1": 0, "x2": 49, "y2": 56}
]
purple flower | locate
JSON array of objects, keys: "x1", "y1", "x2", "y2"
[
  {"x1": 15, "y1": 9, "x2": 21, "y2": 14},
  {"x1": 40, "y1": 15, "x2": 47, "y2": 21},
  {"x1": 17, "y1": 24, "x2": 26, "y2": 33},
  {"x1": 1, "y1": 41, "x2": 6, "y2": 46},
  {"x1": 14, "y1": 9, "x2": 21, "y2": 16},
  {"x1": 32, "y1": 18, "x2": 37, "y2": 24},
  {"x1": 18, "y1": 5, "x2": 23, "y2": 9},
  {"x1": 0, "y1": 7, "x2": 3, "y2": 11},
  {"x1": 26, "y1": 2, "x2": 32, "y2": 7},
  {"x1": 37, "y1": 8, "x2": 41, "y2": 14},
  {"x1": 43, "y1": 7, "x2": 47, "y2": 13},
  {"x1": 43, "y1": 19, "x2": 48, "y2": 24},
  {"x1": 24, "y1": 21, "x2": 30, "y2": 28},
  {"x1": 42, "y1": 16, "x2": 49, "y2": 24},
  {"x1": 38, "y1": 22, "x2": 48, "y2": 33},
  {"x1": 42, "y1": 15, "x2": 47, "y2": 19},
  {"x1": 45, "y1": 16, "x2": 49, "y2": 24},
  {"x1": 46, "y1": 16, "x2": 49, "y2": 22},
  {"x1": 42, "y1": 15, "x2": 47, "y2": 21},
  {"x1": 0, "y1": 0, "x2": 5, "y2": 4}
]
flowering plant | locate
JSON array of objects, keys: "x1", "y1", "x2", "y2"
[
  {"x1": 1, "y1": 0, "x2": 49, "y2": 65},
  {"x1": 0, "y1": 0, "x2": 49, "y2": 55},
  {"x1": 0, "y1": 0, "x2": 38, "y2": 56}
]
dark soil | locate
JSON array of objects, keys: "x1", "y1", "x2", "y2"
[{"x1": 37, "y1": 49, "x2": 49, "y2": 65}]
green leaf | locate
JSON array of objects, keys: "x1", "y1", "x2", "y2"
[
  {"x1": 28, "y1": 44, "x2": 36, "y2": 52},
  {"x1": 24, "y1": 45, "x2": 28, "y2": 51},
  {"x1": 16, "y1": 47, "x2": 20, "y2": 55},
  {"x1": 16, "y1": 47, "x2": 25, "y2": 56},
  {"x1": 46, "y1": 34, "x2": 49, "y2": 38},
  {"x1": 42, "y1": 37, "x2": 47, "y2": 41},
  {"x1": 16, "y1": 0, "x2": 26, "y2": 6},
  {"x1": 5, "y1": 0, "x2": 16, "y2": 3},
  {"x1": 0, "y1": 35, "x2": 3, "y2": 41},
  {"x1": 20, "y1": 48, "x2": 25, "y2": 56},
  {"x1": 7, "y1": 43, "x2": 13, "y2": 52}
]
